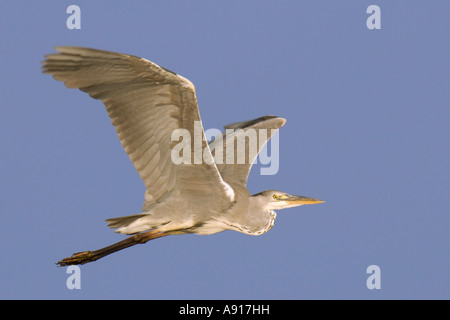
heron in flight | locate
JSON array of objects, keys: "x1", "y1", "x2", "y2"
[{"x1": 42, "y1": 47, "x2": 324, "y2": 266}]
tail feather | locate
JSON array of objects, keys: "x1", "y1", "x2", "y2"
[{"x1": 105, "y1": 213, "x2": 148, "y2": 234}]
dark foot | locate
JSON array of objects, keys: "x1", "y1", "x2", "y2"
[{"x1": 57, "y1": 251, "x2": 94, "y2": 266}]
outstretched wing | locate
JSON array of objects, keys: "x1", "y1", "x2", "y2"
[
  {"x1": 209, "y1": 115, "x2": 286, "y2": 186},
  {"x1": 42, "y1": 47, "x2": 234, "y2": 211}
]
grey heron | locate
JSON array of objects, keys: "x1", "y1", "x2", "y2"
[{"x1": 42, "y1": 47, "x2": 324, "y2": 266}]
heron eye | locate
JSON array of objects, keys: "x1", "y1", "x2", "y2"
[{"x1": 273, "y1": 194, "x2": 278, "y2": 199}]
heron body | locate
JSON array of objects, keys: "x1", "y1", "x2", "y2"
[
  {"x1": 42, "y1": 47, "x2": 323, "y2": 265},
  {"x1": 106, "y1": 183, "x2": 274, "y2": 236}
]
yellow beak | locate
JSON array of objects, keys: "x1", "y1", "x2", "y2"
[{"x1": 285, "y1": 195, "x2": 325, "y2": 205}]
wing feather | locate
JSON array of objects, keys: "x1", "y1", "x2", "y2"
[
  {"x1": 210, "y1": 116, "x2": 286, "y2": 186},
  {"x1": 43, "y1": 47, "x2": 234, "y2": 210}
]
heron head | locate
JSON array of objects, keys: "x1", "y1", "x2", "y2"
[{"x1": 254, "y1": 190, "x2": 324, "y2": 210}]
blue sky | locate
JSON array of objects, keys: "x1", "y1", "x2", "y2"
[{"x1": 1, "y1": 1, "x2": 449, "y2": 299}]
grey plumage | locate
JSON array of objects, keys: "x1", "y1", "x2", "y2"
[{"x1": 43, "y1": 47, "x2": 323, "y2": 265}]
